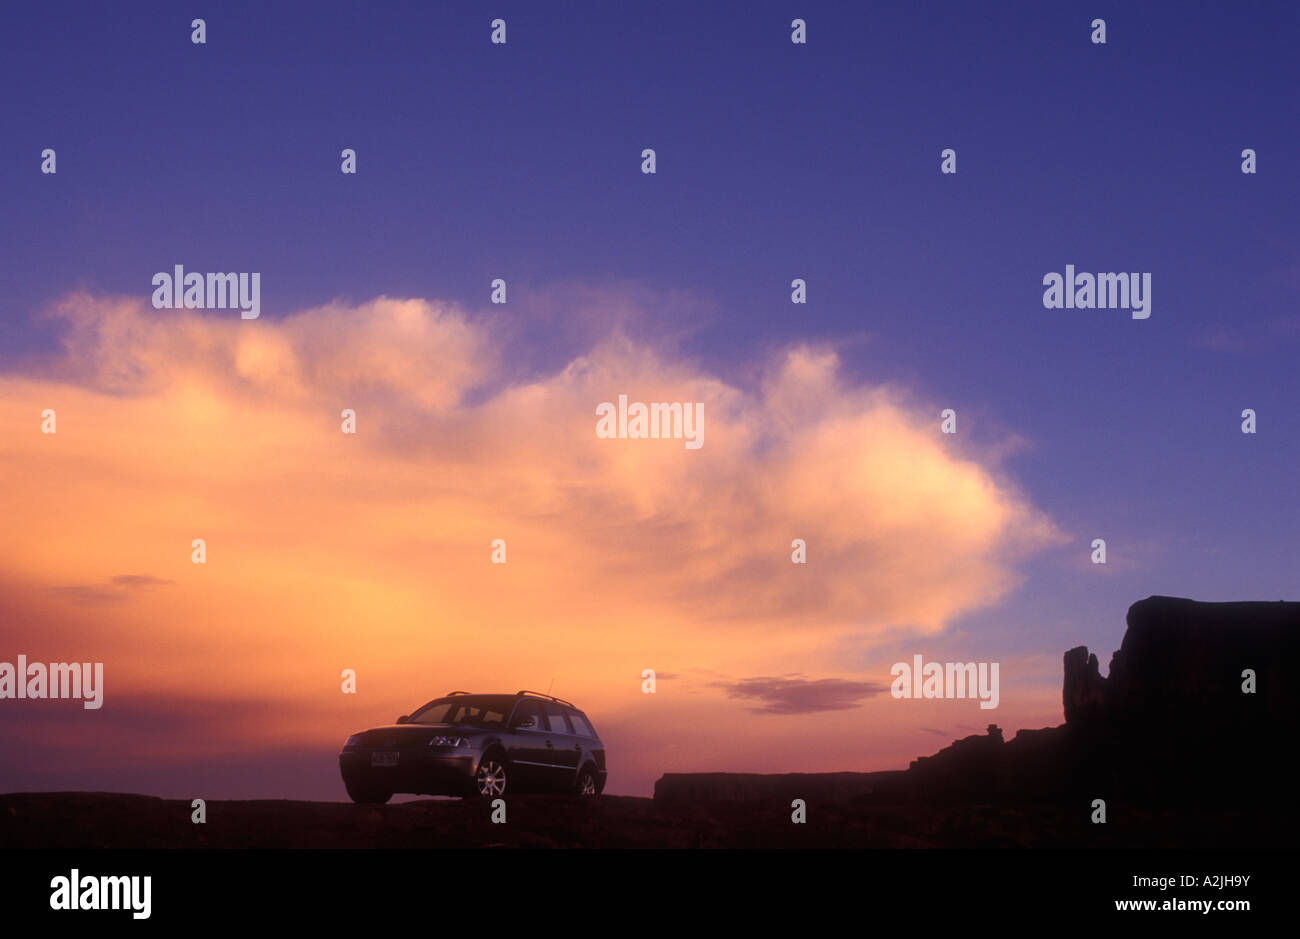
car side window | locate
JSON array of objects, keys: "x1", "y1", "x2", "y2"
[
  {"x1": 512, "y1": 700, "x2": 543, "y2": 730},
  {"x1": 543, "y1": 703, "x2": 571, "y2": 734},
  {"x1": 567, "y1": 710, "x2": 595, "y2": 737}
]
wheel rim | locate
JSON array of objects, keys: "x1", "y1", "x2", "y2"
[
  {"x1": 477, "y1": 760, "x2": 506, "y2": 796},
  {"x1": 580, "y1": 772, "x2": 596, "y2": 796}
]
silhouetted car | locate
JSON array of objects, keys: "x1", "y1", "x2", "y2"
[{"x1": 339, "y1": 690, "x2": 608, "y2": 803}]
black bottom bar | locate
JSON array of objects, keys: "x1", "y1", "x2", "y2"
[{"x1": 4, "y1": 848, "x2": 1285, "y2": 926}]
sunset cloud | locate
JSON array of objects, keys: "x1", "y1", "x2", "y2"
[{"x1": 0, "y1": 290, "x2": 1065, "y2": 795}]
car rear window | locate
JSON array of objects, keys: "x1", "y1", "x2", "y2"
[
  {"x1": 567, "y1": 710, "x2": 595, "y2": 737},
  {"x1": 542, "y1": 703, "x2": 571, "y2": 733}
]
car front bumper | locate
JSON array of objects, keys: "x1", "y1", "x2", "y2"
[{"x1": 339, "y1": 748, "x2": 478, "y2": 796}]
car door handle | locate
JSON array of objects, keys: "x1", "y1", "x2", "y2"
[
  {"x1": 573, "y1": 743, "x2": 581, "y2": 750},
  {"x1": 545, "y1": 740, "x2": 554, "y2": 748}
]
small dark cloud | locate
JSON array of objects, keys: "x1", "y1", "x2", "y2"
[
  {"x1": 110, "y1": 575, "x2": 174, "y2": 590},
  {"x1": 651, "y1": 671, "x2": 680, "y2": 681},
  {"x1": 49, "y1": 574, "x2": 174, "y2": 605},
  {"x1": 712, "y1": 675, "x2": 887, "y2": 715}
]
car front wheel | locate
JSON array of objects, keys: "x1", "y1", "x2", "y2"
[{"x1": 473, "y1": 756, "x2": 508, "y2": 798}]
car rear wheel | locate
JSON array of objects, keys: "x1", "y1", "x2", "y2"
[
  {"x1": 345, "y1": 782, "x2": 392, "y2": 805},
  {"x1": 472, "y1": 755, "x2": 508, "y2": 798},
  {"x1": 574, "y1": 764, "x2": 599, "y2": 797}
]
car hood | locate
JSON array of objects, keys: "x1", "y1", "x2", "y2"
[{"x1": 348, "y1": 723, "x2": 485, "y2": 746}]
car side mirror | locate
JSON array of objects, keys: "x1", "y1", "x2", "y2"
[
  {"x1": 396, "y1": 715, "x2": 410, "y2": 724},
  {"x1": 513, "y1": 715, "x2": 536, "y2": 729}
]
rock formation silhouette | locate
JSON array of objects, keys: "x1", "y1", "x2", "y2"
[{"x1": 657, "y1": 595, "x2": 1297, "y2": 808}]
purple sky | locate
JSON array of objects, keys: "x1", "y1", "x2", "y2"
[{"x1": 1, "y1": 1, "x2": 1297, "y2": 798}]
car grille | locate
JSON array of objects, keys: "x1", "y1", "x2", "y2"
[{"x1": 358, "y1": 728, "x2": 429, "y2": 748}]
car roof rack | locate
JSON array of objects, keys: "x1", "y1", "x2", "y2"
[
  {"x1": 515, "y1": 689, "x2": 575, "y2": 708},
  {"x1": 446, "y1": 690, "x2": 471, "y2": 695}
]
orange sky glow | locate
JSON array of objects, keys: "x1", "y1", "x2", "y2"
[{"x1": 0, "y1": 292, "x2": 1069, "y2": 797}]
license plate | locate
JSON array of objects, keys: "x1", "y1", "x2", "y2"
[{"x1": 370, "y1": 751, "x2": 399, "y2": 767}]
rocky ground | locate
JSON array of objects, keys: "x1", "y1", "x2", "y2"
[{"x1": 0, "y1": 789, "x2": 1270, "y2": 849}]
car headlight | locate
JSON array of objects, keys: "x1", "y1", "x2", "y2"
[
  {"x1": 344, "y1": 735, "x2": 361, "y2": 748},
  {"x1": 429, "y1": 735, "x2": 469, "y2": 748}
]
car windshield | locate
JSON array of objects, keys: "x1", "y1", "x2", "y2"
[{"x1": 408, "y1": 695, "x2": 515, "y2": 728}]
